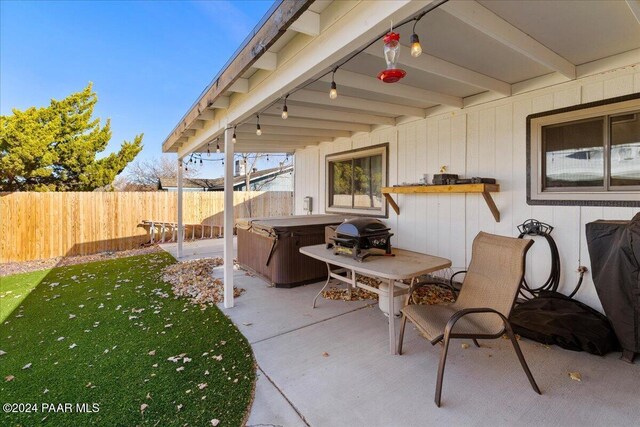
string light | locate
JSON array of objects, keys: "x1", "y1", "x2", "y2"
[
  {"x1": 179, "y1": 4, "x2": 442, "y2": 157},
  {"x1": 410, "y1": 18, "x2": 422, "y2": 58},
  {"x1": 281, "y1": 95, "x2": 289, "y2": 119},
  {"x1": 329, "y1": 69, "x2": 338, "y2": 99},
  {"x1": 216, "y1": 139, "x2": 220, "y2": 153}
]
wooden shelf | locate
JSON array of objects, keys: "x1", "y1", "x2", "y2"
[{"x1": 382, "y1": 184, "x2": 501, "y2": 222}]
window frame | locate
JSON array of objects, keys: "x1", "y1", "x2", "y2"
[
  {"x1": 527, "y1": 93, "x2": 640, "y2": 207},
  {"x1": 325, "y1": 143, "x2": 389, "y2": 217}
]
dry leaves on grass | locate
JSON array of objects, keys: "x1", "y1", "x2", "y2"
[{"x1": 161, "y1": 258, "x2": 245, "y2": 305}]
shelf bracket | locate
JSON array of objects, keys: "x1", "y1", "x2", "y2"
[
  {"x1": 384, "y1": 193, "x2": 400, "y2": 215},
  {"x1": 481, "y1": 191, "x2": 500, "y2": 222}
]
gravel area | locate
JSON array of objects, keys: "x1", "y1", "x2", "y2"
[{"x1": 0, "y1": 246, "x2": 163, "y2": 277}]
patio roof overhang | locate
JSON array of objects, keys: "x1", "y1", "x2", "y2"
[{"x1": 162, "y1": 0, "x2": 640, "y2": 157}]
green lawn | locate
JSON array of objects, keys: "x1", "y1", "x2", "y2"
[{"x1": 0, "y1": 253, "x2": 255, "y2": 426}]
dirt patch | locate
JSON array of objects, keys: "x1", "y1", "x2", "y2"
[
  {"x1": 0, "y1": 246, "x2": 163, "y2": 277},
  {"x1": 161, "y1": 258, "x2": 245, "y2": 306}
]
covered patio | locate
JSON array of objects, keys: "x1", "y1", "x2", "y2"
[
  {"x1": 160, "y1": 237, "x2": 637, "y2": 426},
  {"x1": 157, "y1": 237, "x2": 640, "y2": 425},
  {"x1": 161, "y1": 0, "x2": 640, "y2": 424}
]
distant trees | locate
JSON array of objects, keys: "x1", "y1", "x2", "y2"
[
  {"x1": 115, "y1": 156, "x2": 201, "y2": 191},
  {"x1": 0, "y1": 84, "x2": 143, "y2": 191}
]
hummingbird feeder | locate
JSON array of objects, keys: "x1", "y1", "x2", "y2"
[{"x1": 377, "y1": 31, "x2": 406, "y2": 83}]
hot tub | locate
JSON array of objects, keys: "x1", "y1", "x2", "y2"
[{"x1": 236, "y1": 215, "x2": 349, "y2": 288}]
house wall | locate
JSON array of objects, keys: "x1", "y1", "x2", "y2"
[
  {"x1": 248, "y1": 172, "x2": 294, "y2": 191},
  {"x1": 294, "y1": 64, "x2": 640, "y2": 311}
]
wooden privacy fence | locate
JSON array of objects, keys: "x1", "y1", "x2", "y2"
[{"x1": 0, "y1": 191, "x2": 293, "y2": 263}]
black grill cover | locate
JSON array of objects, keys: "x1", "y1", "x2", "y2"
[
  {"x1": 586, "y1": 213, "x2": 640, "y2": 354},
  {"x1": 510, "y1": 292, "x2": 619, "y2": 355}
]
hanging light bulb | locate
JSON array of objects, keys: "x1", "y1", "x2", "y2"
[
  {"x1": 329, "y1": 69, "x2": 338, "y2": 99},
  {"x1": 410, "y1": 33, "x2": 422, "y2": 58},
  {"x1": 232, "y1": 126, "x2": 237, "y2": 143},
  {"x1": 410, "y1": 19, "x2": 422, "y2": 58},
  {"x1": 281, "y1": 95, "x2": 289, "y2": 119},
  {"x1": 256, "y1": 115, "x2": 262, "y2": 136},
  {"x1": 267, "y1": 155, "x2": 270, "y2": 162},
  {"x1": 200, "y1": 158, "x2": 203, "y2": 165},
  {"x1": 216, "y1": 141, "x2": 220, "y2": 153}
]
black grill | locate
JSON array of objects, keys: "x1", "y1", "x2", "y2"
[{"x1": 327, "y1": 218, "x2": 394, "y2": 261}]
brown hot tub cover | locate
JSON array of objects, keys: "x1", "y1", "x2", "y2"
[{"x1": 237, "y1": 215, "x2": 350, "y2": 288}]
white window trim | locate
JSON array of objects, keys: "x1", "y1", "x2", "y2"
[
  {"x1": 325, "y1": 144, "x2": 388, "y2": 217},
  {"x1": 528, "y1": 96, "x2": 640, "y2": 206}
]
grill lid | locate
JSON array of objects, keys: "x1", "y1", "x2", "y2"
[{"x1": 335, "y1": 218, "x2": 390, "y2": 237}]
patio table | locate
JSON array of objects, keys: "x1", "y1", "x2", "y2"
[{"x1": 299, "y1": 244, "x2": 451, "y2": 354}]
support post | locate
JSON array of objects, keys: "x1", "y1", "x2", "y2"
[
  {"x1": 223, "y1": 127, "x2": 235, "y2": 308},
  {"x1": 177, "y1": 159, "x2": 184, "y2": 258}
]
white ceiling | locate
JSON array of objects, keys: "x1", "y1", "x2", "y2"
[{"x1": 173, "y1": 0, "x2": 640, "y2": 155}]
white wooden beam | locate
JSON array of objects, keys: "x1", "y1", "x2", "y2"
[
  {"x1": 289, "y1": 89, "x2": 426, "y2": 118},
  {"x1": 289, "y1": 10, "x2": 320, "y2": 36},
  {"x1": 234, "y1": 133, "x2": 322, "y2": 143},
  {"x1": 223, "y1": 127, "x2": 234, "y2": 309},
  {"x1": 228, "y1": 78, "x2": 249, "y2": 93},
  {"x1": 235, "y1": 124, "x2": 350, "y2": 138},
  {"x1": 191, "y1": 120, "x2": 206, "y2": 129},
  {"x1": 234, "y1": 145, "x2": 311, "y2": 153},
  {"x1": 209, "y1": 96, "x2": 230, "y2": 109},
  {"x1": 442, "y1": 0, "x2": 576, "y2": 79},
  {"x1": 626, "y1": 0, "x2": 640, "y2": 24},
  {"x1": 253, "y1": 51, "x2": 278, "y2": 71},
  {"x1": 265, "y1": 104, "x2": 396, "y2": 126},
  {"x1": 323, "y1": 69, "x2": 463, "y2": 108},
  {"x1": 255, "y1": 115, "x2": 371, "y2": 132},
  {"x1": 364, "y1": 45, "x2": 511, "y2": 96},
  {"x1": 199, "y1": 109, "x2": 216, "y2": 120}
]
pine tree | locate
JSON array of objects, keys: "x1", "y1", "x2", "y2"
[{"x1": 0, "y1": 83, "x2": 143, "y2": 191}]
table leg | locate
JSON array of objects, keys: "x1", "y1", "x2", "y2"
[
  {"x1": 388, "y1": 278, "x2": 396, "y2": 355},
  {"x1": 312, "y1": 262, "x2": 333, "y2": 308}
]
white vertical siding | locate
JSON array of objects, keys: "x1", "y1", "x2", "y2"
[{"x1": 294, "y1": 65, "x2": 640, "y2": 311}]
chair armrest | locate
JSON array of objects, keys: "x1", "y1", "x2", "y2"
[
  {"x1": 444, "y1": 307, "x2": 508, "y2": 337},
  {"x1": 449, "y1": 270, "x2": 466, "y2": 295}
]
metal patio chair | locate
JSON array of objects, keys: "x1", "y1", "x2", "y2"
[{"x1": 397, "y1": 231, "x2": 541, "y2": 407}]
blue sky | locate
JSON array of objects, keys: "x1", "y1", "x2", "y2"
[{"x1": 1, "y1": 0, "x2": 277, "y2": 177}]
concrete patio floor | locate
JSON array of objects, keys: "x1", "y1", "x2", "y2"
[{"x1": 162, "y1": 239, "x2": 640, "y2": 427}]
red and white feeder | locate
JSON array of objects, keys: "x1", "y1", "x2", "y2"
[{"x1": 377, "y1": 31, "x2": 406, "y2": 83}]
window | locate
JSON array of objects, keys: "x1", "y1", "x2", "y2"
[
  {"x1": 326, "y1": 144, "x2": 388, "y2": 216},
  {"x1": 527, "y1": 94, "x2": 640, "y2": 206}
]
